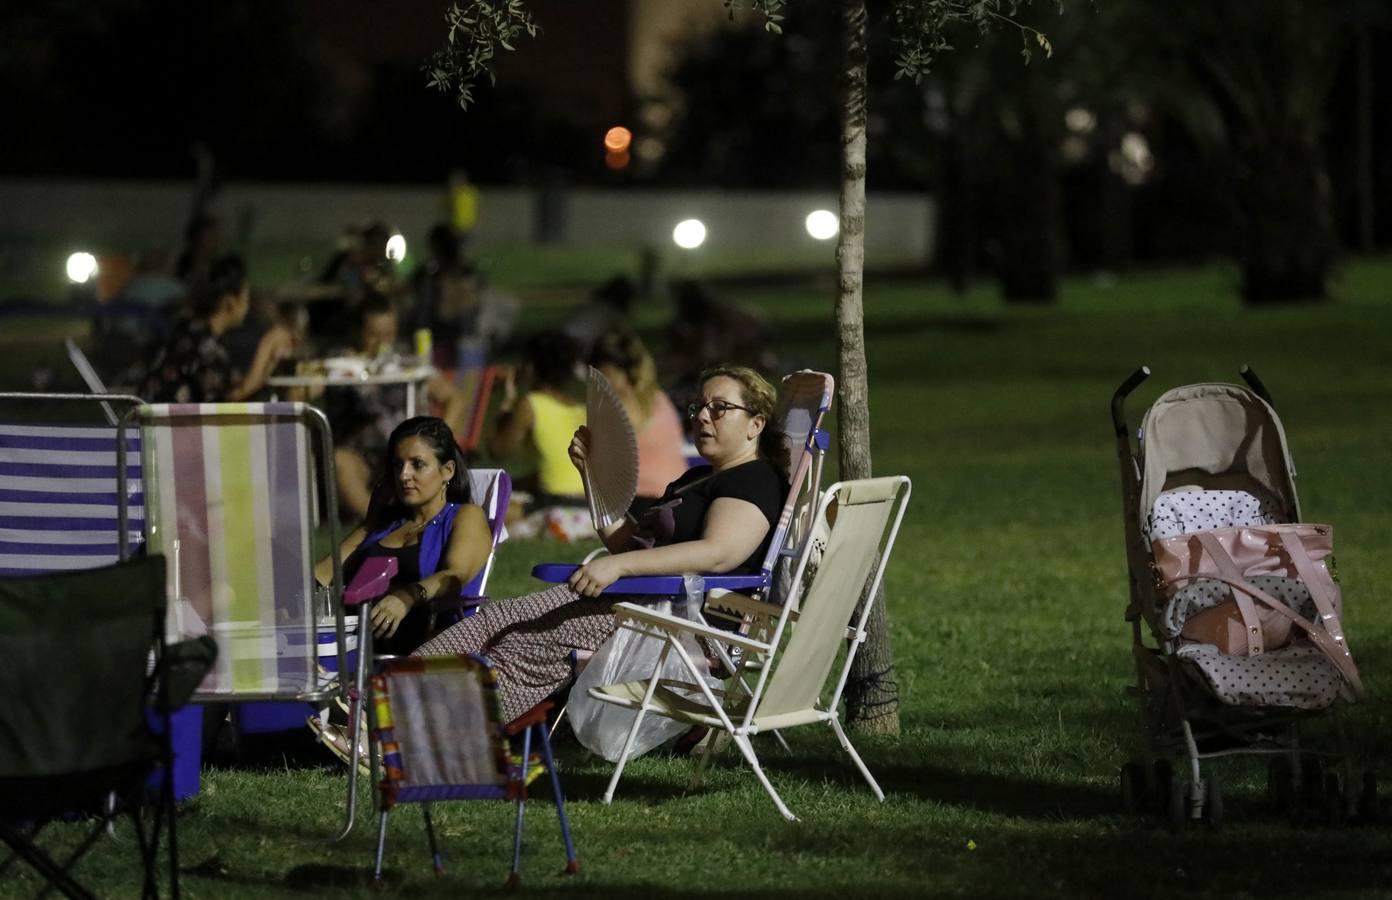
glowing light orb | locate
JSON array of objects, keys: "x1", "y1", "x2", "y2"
[
  {"x1": 385, "y1": 233, "x2": 407, "y2": 263},
  {"x1": 604, "y1": 126, "x2": 632, "y2": 153},
  {"x1": 805, "y1": 210, "x2": 839, "y2": 240},
  {"x1": 66, "y1": 252, "x2": 98, "y2": 284},
  {"x1": 672, "y1": 219, "x2": 707, "y2": 250}
]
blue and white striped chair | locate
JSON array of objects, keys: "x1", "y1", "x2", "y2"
[{"x1": 0, "y1": 393, "x2": 145, "y2": 577}]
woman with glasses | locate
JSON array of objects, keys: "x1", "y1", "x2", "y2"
[{"x1": 415, "y1": 365, "x2": 788, "y2": 722}]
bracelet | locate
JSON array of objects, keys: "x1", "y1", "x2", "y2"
[{"x1": 410, "y1": 582, "x2": 429, "y2": 606}]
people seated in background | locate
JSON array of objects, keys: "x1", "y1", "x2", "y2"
[
  {"x1": 176, "y1": 214, "x2": 225, "y2": 285},
  {"x1": 139, "y1": 254, "x2": 293, "y2": 404},
  {"x1": 303, "y1": 220, "x2": 404, "y2": 344},
  {"x1": 120, "y1": 248, "x2": 186, "y2": 310},
  {"x1": 322, "y1": 291, "x2": 467, "y2": 522},
  {"x1": 309, "y1": 416, "x2": 492, "y2": 765},
  {"x1": 410, "y1": 222, "x2": 481, "y2": 360},
  {"x1": 562, "y1": 275, "x2": 635, "y2": 356},
  {"x1": 488, "y1": 331, "x2": 587, "y2": 510},
  {"x1": 589, "y1": 331, "x2": 689, "y2": 506},
  {"x1": 416, "y1": 366, "x2": 788, "y2": 722},
  {"x1": 663, "y1": 279, "x2": 779, "y2": 396},
  {"x1": 89, "y1": 249, "x2": 186, "y2": 388}
]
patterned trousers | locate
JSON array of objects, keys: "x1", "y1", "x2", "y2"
[{"x1": 414, "y1": 584, "x2": 625, "y2": 722}]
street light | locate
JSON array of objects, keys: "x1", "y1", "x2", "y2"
[
  {"x1": 672, "y1": 219, "x2": 707, "y2": 250},
  {"x1": 805, "y1": 210, "x2": 839, "y2": 240},
  {"x1": 66, "y1": 252, "x2": 98, "y2": 284},
  {"x1": 385, "y1": 233, "x2": 407, "y2": 263}
]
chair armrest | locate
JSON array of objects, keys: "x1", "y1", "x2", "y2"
[
  {"x1": 530, "y1": 563, "x2": 769, "y2": 596},
  {"x1": 503, "y1": 700, "x2": 555, "y2": 736},
  {"x1": 430, "y1": 594, "x2": 486, "y2": 615},
  {"x1": 611, "y1": 602, "x2": 771, "y2": 654},
  {"x1": 344, "y1": 556, "x2": 398, "y2": 606}
]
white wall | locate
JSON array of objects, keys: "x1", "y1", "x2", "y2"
[{"x1": 0, "y1": 179, "x2": 935, "y2": 266}]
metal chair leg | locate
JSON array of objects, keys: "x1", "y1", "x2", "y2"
[
  {"x1": 422, "y1": 805, "x2": 445, "y2": 876},
  {"x1": 507, "y1": 725, "x2": 532, "y2": 888},
  {"x1": 335, "y1": 614, "x2": 373, "y2": 841},
  {"x1": 373, "y1": 810, "x2": 390, "y2": 882},
  {"x1": 537, "y1": 723, "x2": 579, "y2": 873}
]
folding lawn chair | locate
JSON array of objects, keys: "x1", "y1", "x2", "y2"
[
  {"x1": 334, "y1": 468, "x2": 513, "y2": 839},
  {"x1": 118, "y1": 402, "x2": 348, "y2": 708},
  {"x1": 0, "y1": 393, "x2": 146, "y2": 577},
  {"x1": 449, "y1": 337, "x2": 501, "y2": 458},
  {"x1": 0, "y1": 555, "x2": 214, "y2": 900},
  {"x1": 369, "y1": 654, "x2": 578, "y2": 886},
  {"x1": 531, "y1": 370, "x2": 834, "y2": 749},
  {"x1": 588, "y1": 475, "x2": 912, "y2": 821}
]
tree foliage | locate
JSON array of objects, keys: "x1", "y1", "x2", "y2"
[{"x1": 430, "y1": 0, "x2": 1050, "y2": 108}]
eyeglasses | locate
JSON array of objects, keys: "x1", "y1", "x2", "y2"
[{"x1": 686, "y1": 399, "x2": 755, "y2": 421}]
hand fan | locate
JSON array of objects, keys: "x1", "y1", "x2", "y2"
[{"x1": 583, "y1": 366, "x2": 638, "y2": 530}]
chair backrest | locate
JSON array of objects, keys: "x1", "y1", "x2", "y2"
[
  {"x1": 372, "y1": 655, "x2": 512, "y2": 808},
  {"x1": 0, "y1": 393, "x2": 146, "y2": 577},
  {"x1": 450, "y1": 336, "x2": 499, "y2": 455},
  {"x1": 130, "y1": 401, "x2": 342, "y2": 700},
  {"x1": 759, "y1": 370, "x2": 834, "y2": 602},
  {"x1": 463, "y1": 467, "x2": 511, "y2": 598},
  {"x1": 753, "y1": 476, "x2": 911, "y2": 722},
  {"x1": 0, "y1": 555, "x2": 165, "y2": 779}
]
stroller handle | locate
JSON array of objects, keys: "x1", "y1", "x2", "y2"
[
  {"x1": 1239, "y1": 364, "x2": 1274, "y2": 407},
  {"x1": 1110, "y1": 366, "x2": 1150, "y2": 436}
]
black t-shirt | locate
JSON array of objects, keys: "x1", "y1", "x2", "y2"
[{"x1": 650, "y1": 458, "x2": 787, "y2": 575}]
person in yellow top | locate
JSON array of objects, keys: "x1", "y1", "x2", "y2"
[{"x1": 489, "y1": 330, "x2": 587, "y2": 505}]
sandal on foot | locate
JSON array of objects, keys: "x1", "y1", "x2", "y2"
[{"x1": 307, "y1": 715, "x2": 371, "y2": 778}]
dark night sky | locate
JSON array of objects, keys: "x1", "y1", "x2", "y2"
[{"x1": 0, "y1": 1, "x2": 633, "y2": 185}]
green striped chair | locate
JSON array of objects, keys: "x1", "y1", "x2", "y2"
[{"x1": 121, "y1": 402, "x2": 347, "y2": 705}]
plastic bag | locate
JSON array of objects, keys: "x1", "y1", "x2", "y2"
[{"x1": 568, "y1": 592, "x2": 719, "y2": 763}]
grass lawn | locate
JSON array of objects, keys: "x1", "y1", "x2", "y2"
[{"x1": 3, "y1": 258, "x2": 1392, "y2": 898}]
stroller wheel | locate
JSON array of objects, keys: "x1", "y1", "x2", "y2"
[
  {"x1": 1267, "y1": 756, "x2": 1295, "y2": 815},
  {"x1": 1120, "y1": 762, "x2": 1146, "y2": 814},
  {"x1": 1323, "y1": 772, "x2": 1346, "y2": 827},
  {"x1": 1151, "y1": 759, "x2": 1174, "y2": 815},
  {"x1": 1300, "y1": 756, "x2": 1325, "y2": 806},
  {"x1": 1202, "y1": 776, "x2": 1223, "y2": 830},
  {"x1": 1166, "y1": 778, "x2": 1187, "y2": 833},
  {"x1": 1357, "y1": 771, "x2": 1380, "y2": 825}
]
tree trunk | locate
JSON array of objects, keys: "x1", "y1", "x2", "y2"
[
  {"x1": 836, "y1": 0, "x2": 899, "y2": 736},
  {"x1": 1236, "y1": 131, "x2": 1335, "y2": 304},
  {"x1": 1354, "y1": 26, "x2": 1374, "y2": 254}
]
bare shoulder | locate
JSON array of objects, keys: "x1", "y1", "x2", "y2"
[{"x1": 452, "y1": 503, "x2": 491, "y2": 538}]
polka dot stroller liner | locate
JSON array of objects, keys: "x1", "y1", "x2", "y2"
[{"x1": 1144, "y1": 487, "x2": 1354, "y2": 710}]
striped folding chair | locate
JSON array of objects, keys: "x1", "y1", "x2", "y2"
[
  {"x1": 120, "y1": 402, "x2": 347, "y2": 704},
  {"x1": 451, "y1": 337, "x2": 500, "y2": 457},
  {"x1": 0, "y1": 393, "x2": 145, "y2": 577},
  {"x1": 370, "y1": 654, "x2": 578, "y2": 886}
]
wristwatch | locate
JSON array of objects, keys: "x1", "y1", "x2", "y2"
[{"x1": 410, "y1": 582, "x2": 429, "y2": 606}]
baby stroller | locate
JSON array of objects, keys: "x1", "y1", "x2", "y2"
[{"x1": 1111, "y1": 366, "x2": 1373, "y2": 829}]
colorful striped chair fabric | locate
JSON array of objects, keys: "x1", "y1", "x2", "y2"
[
  {"x1": 130, "y1": 401, "x2": 344, "y2": 702},
  {"x1": 369, "y1": 654, "x2": 578, "y2": 884}
]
